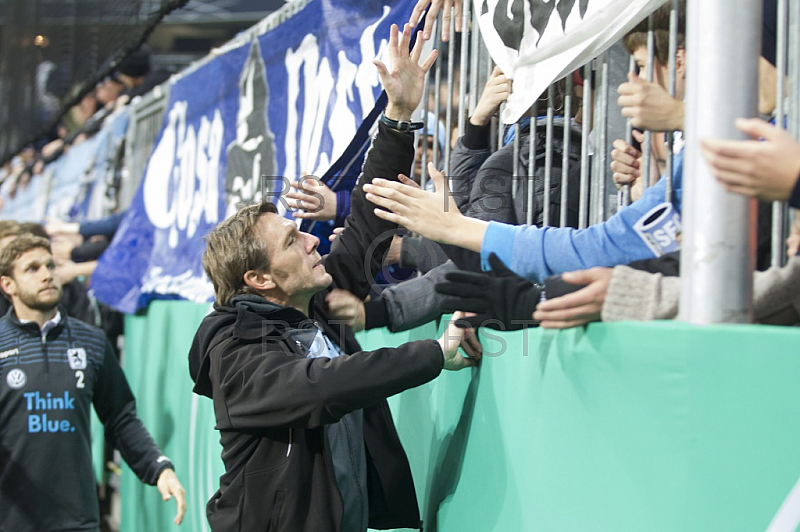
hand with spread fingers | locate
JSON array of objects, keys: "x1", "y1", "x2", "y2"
[
  {"x1": 533, "y1": 268, "x2": 613, "y2": 329},
  {"x1": 286, "y1": 176, "x2": 337, "y2": 221},
  {"x1": 435, "y1": 253, "x2": 542, "y2": 330},
  {"x1": 408, "y1": 0, "x2": 464, "y2": 42},
  {"x1": 364, "y1": 162, "x2": 486, "y2": 251},
  {"x1": 701, "y1": 117, "x2": 800, "y2": 203},
  {"x1": 374, "y1": 23, "x2": 438, "y2": 121}
]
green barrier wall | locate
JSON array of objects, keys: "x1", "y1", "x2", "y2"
[{"x1": 119, "y1": 300, "x2": 800, "y2": 531}]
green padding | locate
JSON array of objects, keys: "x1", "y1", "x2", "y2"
[
  {"x1": 119, "y1": 301, "x2": 800, "y2": 531},
  {"x1": 121, "y1": 301, "x2": 222, "y2": 532}
]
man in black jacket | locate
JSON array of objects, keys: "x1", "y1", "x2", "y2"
[
  {"x1": 188, "y1": 23, "x2": 479, "y2": 532},
  {"x1": 0, "y1": 234, "x2": 186, "y2": 531}
]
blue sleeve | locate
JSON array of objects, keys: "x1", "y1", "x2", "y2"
[
  {"x1": 481, "y1": 150, "x2": 684, "y2": 281},
  {"x1": 79, "y1": 212, "x2": 126, "y2": 239}
]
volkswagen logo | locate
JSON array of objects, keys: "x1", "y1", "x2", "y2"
[{"x1": 6, "y1": 369, "x2": 26, "y2": 389}]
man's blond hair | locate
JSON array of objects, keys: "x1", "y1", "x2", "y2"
[{"x1": 202, "y1": 201, "x2": 278, "y2": 307}]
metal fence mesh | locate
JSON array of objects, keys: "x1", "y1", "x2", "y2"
[{"x1": 0, "y1": 0, "x2": 188, "y2": 165}]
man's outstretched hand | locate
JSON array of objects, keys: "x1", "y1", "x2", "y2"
[
  {"x1": 435, "y1": 253, "x2": 542, "y2": 330},
  {"x1": 409, "y1": 0, "x2": 464, "y2": 42},
  {"x1": 374, "y1": 23, "x2": 438, "y2": 121}
]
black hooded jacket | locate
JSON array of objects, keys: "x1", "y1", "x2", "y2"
[{"x1": 188, "y1": 123, "x2": 445, "y2": 531}]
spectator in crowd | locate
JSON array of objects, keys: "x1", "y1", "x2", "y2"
[
  {"x1": 451, "y1": 68, "x2": 583, "y2": 229},
  {"x1": 46, "y1": 211, "x2": 125, "y2": 264},
  {"x1": 95, "y1": 75, "x2": 125, "y2": 109},
  {"x1": 611, "y1": 0, "x2": 685, "y2": 200},
  {"x1": 113, "y1": 47, "x2": 172, "y2": 101},
  {"x1": 0, "y1": 235, "x2": 186, "y2": 531},
  {"x1": 188, "y1": 24, "x2": 479, "y2": 532},
  {"x1": 363, "y1": 0, "x2": 783, "y2": 285}
]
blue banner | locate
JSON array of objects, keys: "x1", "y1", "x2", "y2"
[{"x1": 92, "y1": 0, "x2": 416, "y2": 312}]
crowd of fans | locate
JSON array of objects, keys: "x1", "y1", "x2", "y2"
[{"x1": 1, "y1": 0, "x2": 799, "y2": 529}]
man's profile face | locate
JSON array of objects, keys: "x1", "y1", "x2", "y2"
[
  {"x1": 2, "y1": 247, "x2": 62, "y2": 312},
  {"x1": 632, "y1": 45, "x2": 686, "y2": 101},
  {"x1": 256, "y1": 213, "x2": 332, "y2": 301}
]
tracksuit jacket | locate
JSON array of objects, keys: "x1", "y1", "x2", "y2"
[
  {"x1": 188, "y1": 122, "x2": 445, "y2": 532},
  {"x1": 481, "y1": 149, "x2": 685, "y2": 281},
  {"x1": 0, "y1": 307, "x2": 173, "y2": 532}
]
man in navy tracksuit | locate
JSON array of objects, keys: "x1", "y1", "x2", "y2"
[{"x1": 0, "y1": 234, "x2": 186, "y2": 531}]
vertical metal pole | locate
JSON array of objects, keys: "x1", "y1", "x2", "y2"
[
  {"x1": 560, "y1": 75, "x2": 573, "y2": 227},
  {"x1": 642, "y1": 15, "x2": 655, "y2": 193},
  {"x1": 459, "y1": 0, "x2": 470, "y2": 136},
  {"x1": 469, "y1": 6, "x2": 481, "y2": 116},
  {"x1": 512, "y1": 122, "x2": 520, "y2": 204},
  {"x1": 433, "y1": 26, "x2": 442, "y2": 171},
  {"x1": 579, "y1": 63, "x2": 592, "y2": 229},
  {"x1": 527, "y1": 102, "x2": 538, "y2": 225},
  {"x1": 594, "y1": 52, "x2": 610, "y2": 224},
  {"x1": 445, "y1": 15, "x2": 455, "y2": 172},
  {"x1": 543, "y1": 85, "x2": 555, "y2": 227},
  {"x1": 497, "y1": 102, "x2": 505, "y2": 150},
  {"x1": 421, "y1": 56, "x2": 431, "y2": 187},
  {"x1": 771, "y1": 0, "x2": 788, "y2": 267},
  {"x1": 790, "y1": 0, "x2": 800, "y2": 140},
  {"x1": 679, "y1": 0, "x2": 759, "y2": 324},
  {"x1": 620, "y1": 55, "x2": 635, "y2": 208},
  {"x1": 665, "y1": 0, "x2": 679, "y2": 204}
]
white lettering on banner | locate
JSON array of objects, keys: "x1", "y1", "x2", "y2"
[
  {"x1": 140, "y1": 267, "x2": 215, "y2": 303},
  {"x1": 143, "y1": 102, "x2": 223, "y2": 248},
  {"x1": 283, "y1": 7, "x2": 391, "y2": 183}
]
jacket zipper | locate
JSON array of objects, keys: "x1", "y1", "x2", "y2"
[
  {"x1": 286, "y1": 428, "x2": 292, "y2": 457},
  {"x1": 41, "y1": 334, "x2": 49, "y2": 373}
]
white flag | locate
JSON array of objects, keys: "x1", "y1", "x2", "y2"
[{"x1": 476, "y1": 0, "x2": 668, "y2": 123}]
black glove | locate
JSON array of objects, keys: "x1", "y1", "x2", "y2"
[{"x1": 435, "y1": 253, "x2": 542, "y2": 330}]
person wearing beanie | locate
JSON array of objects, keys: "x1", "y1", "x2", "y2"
[{"x1": 112, "y1": 47, "x2": 171, "y2": 100}]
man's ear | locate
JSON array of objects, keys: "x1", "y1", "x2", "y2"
[
  {"x1": 676, "y1": 48, "x2": 686, "y2": 77},
  {"x1": 0, "y1": 276, "x2": 14, "y2": 299},
  {"x1": 243, "y1": 269, "x2": 275, "y2": 292}
]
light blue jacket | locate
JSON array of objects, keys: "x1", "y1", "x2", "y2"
[{"x1": 481, "y1": 149, "x2": 684, "y2": 282}]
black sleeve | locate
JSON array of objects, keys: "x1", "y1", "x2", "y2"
[
  {"x1": 93, "y1": 341, "x2": 173, "y2": 485},
  {"x1": 324, "y1": 122, "x2": 415, "y2": 301},
  {"x1": 214, "y1": 339, "x2": 444, "y2": 430},
  {"x1": 461, "y1": 122, "x2": 492, "y2": 151}
]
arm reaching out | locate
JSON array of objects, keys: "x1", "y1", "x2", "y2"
[
  {"x1": 364, "y1": 162, "x2": 488, "y2": 251},
  {"x1": 409, "y1": 0, "x2": 464, "y2": 42},
  {"x1": 701, "y1": 117, "x2": 800, "y2": 204},
  {"x1": 533, "y1": 268, "x2": 613, "y2": 329}
]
